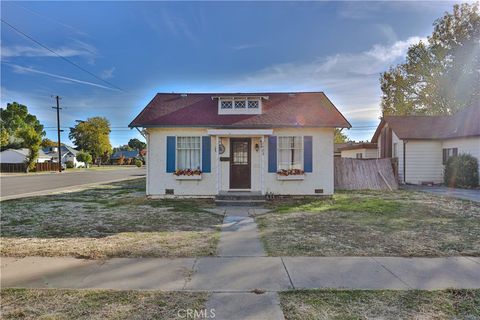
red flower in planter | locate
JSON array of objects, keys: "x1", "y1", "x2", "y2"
[
  {"x1": 276, "y1": 169, "x2": 305, "y2": 176},
  {"x1": 174, "y1": 169, "x2": 202, "y2": 176}
]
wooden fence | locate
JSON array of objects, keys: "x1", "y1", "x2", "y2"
[
  {"x1": 1, "y1": 162, "x2": 60, "y2": 173},
  {"x1": 334, "y1": 158, "x2": 398, "y2": 190}
]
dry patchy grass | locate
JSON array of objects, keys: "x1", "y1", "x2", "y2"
[
  {"x1": 280, "y1": 289, "x2": 480, "y2": 320},
  {"x1": 1, "y1": 288, "x2": 208, "y2": 320},
  {"x1": 259, "y1": 190, "x2": 480, "y2": 256},
  {"x1": 1, "y1": 179, "x2": 222, "y2": 258}
]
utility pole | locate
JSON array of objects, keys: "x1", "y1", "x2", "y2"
[{"x1": 52, "y1": 96, "x2": 62, "y2": 172}]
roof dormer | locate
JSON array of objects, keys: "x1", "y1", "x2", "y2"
[{"x1": 213, "y1": 95, "x2": 267, "y2": 115}]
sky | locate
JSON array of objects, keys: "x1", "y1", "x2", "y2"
[{"x1": 1, "y1": 1, "x2": 460, "y2": 147}]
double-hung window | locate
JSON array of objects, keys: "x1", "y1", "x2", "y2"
[
  {"x1": 442, "y1": 147, "x2": 458, "y2": 164},
  {"x1": 176, "y1": 137, "x2": 201, "y2": 170},
  {"x1": 278, "y1": 136, "x2": 303, "y2": 170}
]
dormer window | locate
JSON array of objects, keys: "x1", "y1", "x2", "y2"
[{"x1": 216, "y1": 96, "x2": 266, "y2": 115}]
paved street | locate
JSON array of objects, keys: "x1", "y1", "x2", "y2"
[{"x1": 0, "y1": 167, "x2": 146, "y2": 200}]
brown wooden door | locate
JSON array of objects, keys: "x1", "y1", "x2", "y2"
[{"x1": 230, "y1": 138, "x2": 251, "y2": 189}]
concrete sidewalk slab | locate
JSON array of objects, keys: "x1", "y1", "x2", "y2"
[
  {"x1": 374, "y1": 257, "x2": 480, "y2": 289},
  {"x1": 206, "y1": 292, "x2": 285, "y2": 320},
  {"x1": 466, "y1": 257, "x2": 480, "y2": 265},
  {"x1": 282, "y1": 257, "x2": 410, "y2": 289},
  {"x1": 80, "y1": 258, "x2": 195, "y2": 290},
  {"x1": 0, "y1": 257, "x2": 100, "y2": 288},
  {"x1": 186, "y1": 257, "x2": 292, "y2": 291},
  {"x1": 218, "y1": 217, "x2": 265, "y2": 257}
]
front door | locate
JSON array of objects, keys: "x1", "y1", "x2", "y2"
[{"x1": 229, "y1": 138, "x2": 251, "y2": 189}]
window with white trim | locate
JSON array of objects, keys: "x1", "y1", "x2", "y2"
[
  {"x1": 176, "y1": 137, "x2": 201, "y2": 170},
  {"x1": 278, "y1": 136, "x2": 303, "y2": 170},
  {"x1": 218, "y1": 97, "x2": 262, "y2": 114},
  {"x1": 221, "y1": 100, "x2": 233, "y2": 109}
]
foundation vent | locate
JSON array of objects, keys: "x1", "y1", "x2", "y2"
[
  {"x1": 314, "y1": 189, "x2": 324, "y2": 194},
  {"x1": 165, "y1": 189, "x2": 174, "y2": 195}
]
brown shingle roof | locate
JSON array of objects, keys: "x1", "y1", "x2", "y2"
[
  {"x1": 129, "y1": 92, "x2": 351, "y2": 128},
  {"x1": 371, "y1": 105, "x2": 480, "y2": 142},
  {"x1": 338, "y1": 143, "x2": 377, "y2": 151}
]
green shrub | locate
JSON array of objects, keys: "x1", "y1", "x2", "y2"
[
  {"x1": 65, "y1": 161, "x2": 75, "y2": 169},
  {"x1": 444, "y1": 154, "x2": 479, "y2": 188},
  {"x1": 76, "y1": 151, "x2": 92, "y2": 165},
  {"x1": 135, "y1": 159, "x2": 143, "y2": 167}
]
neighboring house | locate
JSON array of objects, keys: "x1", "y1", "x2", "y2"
[
  {"x1": 42, "y1": 146, "x2": 85, "y2": 168},
  {"x1": 129, "y1": 92, "x2": 351, "y2": 197},
  {"x1": 339, "y1": 143, "x2": 378, "y2": 159},
  {"x1": 372, "y1": 105, "x2": 480, "y2": 185},
  {"x1": 110, "y1": 150, "x2": 141, "y2": 164},
  {"x1": 0, "y1": 148, "x2": 50, "y2": 163},
  {"x1": 334, "y1": 143, "x2": 350, "y2": 158}
]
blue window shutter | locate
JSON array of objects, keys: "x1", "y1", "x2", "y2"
[
  {"x1": 268, "y1": 136, "x2": 277, "y2": 173},
  {"x1": 304, "y1": 136, "x2": 313, "y2": 172},
  {"x1": 201, "y1": 136, "x2": 211, "y2": 173},
  {"x1": 166, "y1": 136, "x2": 176, "y2": 173}
]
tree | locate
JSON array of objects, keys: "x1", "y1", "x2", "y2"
[
  {"x1": 112, "y1": 144, "x2": 132, "y2": 154},
  {"x1": 380, "y1": 3, "x2": 480, "y2": 116},
  {"x1": 76, "y1": 151, "x2": 93, "y2": 167},
  {"x1": 0, "y1": 102, "x2": 45, "y2": 150},
  {"x1": 16, "y1": 127, "x2": 42, "y2": 172},
  {"x1": 69, "y1": 117, "x2": 112, "y2": 165},
  {"x1": 128, "y1": 138, "x2": 146, "y2": 159},
  {"x1": 334, "y1": 129, "x2": 349, "y2": 144},
  {"x1": 41, "y1": 138, "x2": 58, "y2": 148}
]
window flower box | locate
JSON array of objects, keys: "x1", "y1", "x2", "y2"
[
  {"x1": 174, "y1": 169, "x2": 202, "y2": 180},
  {"x1": 276, "y1": 169, "x2": 305, "y2": 180}
]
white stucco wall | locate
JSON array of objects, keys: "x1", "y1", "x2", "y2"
[{"x1": 146, "y1": 127, "x2": 334, "y2": 197}]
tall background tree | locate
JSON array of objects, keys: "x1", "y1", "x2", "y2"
[
  {"x1": 69, "y1": 117, "x2": 112, "y2": 165},
  {"x1": 128, "y1": 138, "x2": 146, "y2": 158},
  {"x1": 16, "y1": 127, "x2": 42, "y2": 172},
  {"x1": 380, "y1": 2, "x2": 479, "y2": 116},
  {"x1": 0, "y1": 102, "x2": 45, "y2": 150},
  {"x1": 334, "y1": 128, "x2": 350, "y2": 144}
]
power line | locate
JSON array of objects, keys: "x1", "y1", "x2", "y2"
[{"x1": 1, "y1": 18, "x2": 124, "y2": 92}]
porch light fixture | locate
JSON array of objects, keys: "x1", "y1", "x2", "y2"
[{"x1": 255, "y1": 143, "x2": 260, "y2": 152}]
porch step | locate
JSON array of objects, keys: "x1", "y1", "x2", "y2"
[
  {"x1": 214, "y1": 199, "x2": 266, "y2": 207},
  {"x1": 216, "y1": 191, "x2": 265, "y2": 201}
]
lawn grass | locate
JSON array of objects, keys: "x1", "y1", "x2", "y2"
[
  {"x1": 0, "y1": 178, "x2": 223, "y2": 258},
  {"x1": 258, "y1": 190, "x2": 480, "y2": 256},
  {"x1": 0, "y1": 288, "x2": 208, "y2": 320},
  {"x1": 280, "y1": 289, "x2": 480, "y2": 320}
]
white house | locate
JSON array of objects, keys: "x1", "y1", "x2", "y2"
[
  {"x1": 339, "y1": 143, "x2": 378, "y2": 159},
  {"x1": 42, "y1": 146, "x2": 85, "y2": 168},
  {"x1": 129, "y1": 92, "x2": 351, "y2": 198},
  {"x1": 372, "y1": 105, "x2": 480, "y2": 185},
  {"x1": 0, "y1": 148, "x2": 50, "y2": 164}
]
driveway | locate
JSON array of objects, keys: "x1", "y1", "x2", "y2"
[
  {"x1": 0, "y1": 167, "x2": 145, "y2": 200},
  {"x1": 404, "y1": 185, "x2": 480, "y2": 202}
]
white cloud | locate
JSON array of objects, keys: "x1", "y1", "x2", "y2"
[
  {"x1": 7, "y1": 63, "x2": 120, "y2": 91},
  {"x1": 232, "y1": 44, "x2": 262, "y2": 51},
  {"x1": 1, "y1": 41, "x2": 97, "y2": 59},
  {"x1": 100, "y1": 67, "x2": 116, "y2": 80},
  {"x1": 224, "y1": 36, "x2": 426, "y2": 130}
]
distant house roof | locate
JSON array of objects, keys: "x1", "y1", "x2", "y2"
[
  {"x1": 2, "y1": 148, "x2": 50, "y2": 158},
  {"x1": 42, "y1": 145, "x2": 78, "y2": 156},
  {"x1": 338, "y1": 143, "x2": 377, "y2": 151},
  {"x1": 111, "y1": 150, "x2": 139, "y2": 160},
  {"x1": 372, "y1": 105, "x2": 480, "y2": 142},
  {"x1": 129, "y1": 92, "x2": 351, "y2": 128}
]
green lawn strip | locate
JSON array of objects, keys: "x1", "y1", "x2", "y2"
[
  {"x1": 280, "y1": 289, "x2": 480, "y2": 320},
  {"x1": 258, "y1": 190, "x2": 480, "y2": 256},
  {"x1": 0, "y1": 178, "x2": 223, "y2": 258},
  {"x1": 1, "y1": 288, "x2": 208, "y2": 320}
]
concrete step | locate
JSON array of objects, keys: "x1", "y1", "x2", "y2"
[
  {"x1": 216, "y1": 191, "x2": 265, "y2": 201},
  {"x1": 215, "y1": 199, "x2": 266, "y2": 207}
]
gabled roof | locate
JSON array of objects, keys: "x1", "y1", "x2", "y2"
[
  {"x1": 2, "y1": 148, "x2": 50, "y2": 158},
  {"x1": 338, "y1": 142, "x2": 377, "y2": 151},
  {"x1": 129, "y1": 92, "x2": 351, "y2": 128},
  {"x1": 42, "y1": 145, "x2": 79, "y2": 156},
  {"x1": 111, "y1": 150, "x2": 140, "y2": 160},
  {"x1": 371, "y1": 105, "x2": 480, "y2": 142}
]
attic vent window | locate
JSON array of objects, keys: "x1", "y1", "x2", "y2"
[
  {"x1": 221, "y1": 101, "x2": 233, "y2": 109},
  {"x1": 216, "y1": 96, "x2": 264, "y2": 115}
]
